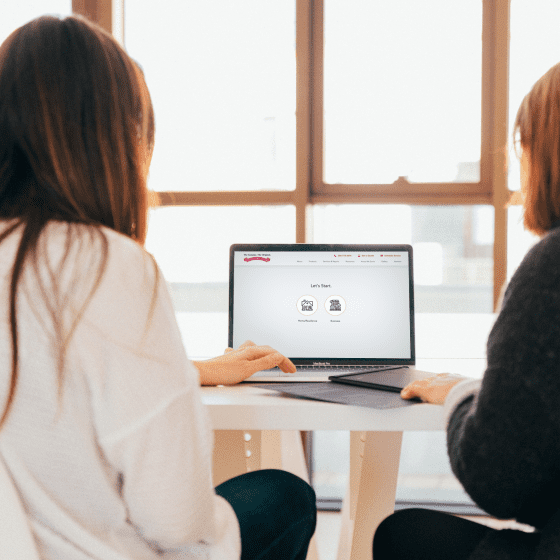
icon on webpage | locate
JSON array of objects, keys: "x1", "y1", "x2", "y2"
[
  {"x1": 325, "y1": 295, "x2": 346, "y2": 316},
  {"x1": 297, "y1": 295, "x2": 318, "y2": 316},
  {"x1": 330, "y1": 299, "x2": 342, "y2": 311}
]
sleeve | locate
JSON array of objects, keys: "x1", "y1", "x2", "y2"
[
  {"x1": 445, "y1": 233, "x2": 560, "y2": 528},
  {"x1": 72, "y1": 230, "x2": 240, "y2": 559},
  {"x1": 442, "y1": 378, "x2": 481, "y2": 425}
]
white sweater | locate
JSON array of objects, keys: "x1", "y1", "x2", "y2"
[{"x1": 0, "y1": 221, "x2": 240, "y2": 560}]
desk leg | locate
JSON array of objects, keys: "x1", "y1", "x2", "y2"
[
  {"x1": 337, "y1": 431, "x2": 403, "y2": 560},
  {"x1": 213, "y1": 430, "x2": 248, "y2": 487}
]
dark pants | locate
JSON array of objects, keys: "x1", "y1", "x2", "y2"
[
  {"x1": 373, "y1": 508, "x2": 492, "y2": 560},
  {"x1": 373, "y1": 508, "x2": 540, "y2": 560},
  {"x1": 215, "y1": 469, "x2": 317, "y2": 560}
]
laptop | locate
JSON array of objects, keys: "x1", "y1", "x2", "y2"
[{"x1": 229, "y1": 244, "x2": 430, "y2": 383}]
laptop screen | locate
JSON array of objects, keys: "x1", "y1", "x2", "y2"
[{"x1": 229, "y1": 244, "x2": 415, "y2": 366}]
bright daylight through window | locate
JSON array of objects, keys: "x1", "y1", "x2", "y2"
[{"x1": 6, "y1": 0, "x2": 550, "y2": 519}]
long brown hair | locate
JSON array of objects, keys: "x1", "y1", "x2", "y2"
[
  {"x1": 0, "y1": 15, "x2": 155, "y2": 426},
  {"x1": 514, "y1": 62, "x2": 560, "y2": 236}
]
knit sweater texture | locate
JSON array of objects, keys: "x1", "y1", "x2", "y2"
[{"x1": 446, "y1": 224, "x2": 560, "y2": 559}]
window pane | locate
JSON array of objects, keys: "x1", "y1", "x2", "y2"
[
  {"x1": 125, "y1": 1, "x2": 296, "y2": 192},
  {"x1": 146, "y1": 206, "x2": 295, "y2": 357},
  {"x1": 324, "y1": 0, "x2": 482, "y2": 184},
  {"x1": 313, "y1": 204, "x2": 493, "y2": 510},
  {"x1": 313, "y1": 205, "x2": 493, "y2": 312},
  {"x1": 0, "y1": 1, "x2": 71, "y2": 43},
  {"x1": 508, "y1": 0, "x2": 560, "y2": 191}
]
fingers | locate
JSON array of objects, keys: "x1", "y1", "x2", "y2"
[
  {"x1": 278, "y1": 356, "x2": 297, "y2": 373},
  {"x1": 249, "y1": 351, "x2": 291, "y2": 373},
  {"x1": 400, "y1": 373, "x2": 464, "y2": 405},
  {"x1": 224, "y1": 340, "x2": 256, "y2": 355},
  {"x1": 400, "y1": 379, "x2": 425, "y2": 400},
  {"x1": 401, "y1": 374, "x2": 436, "y2": 398},
  {"x1": 238, "y1": 344, "x2": 296, "y2": 374},
  {"x1": 237, "y1": 345, "x2": 272, "y2": 359}
]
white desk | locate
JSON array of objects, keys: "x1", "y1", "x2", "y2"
[{"x1": 199, "y1": 314, "x2": 495, "y2": 560}]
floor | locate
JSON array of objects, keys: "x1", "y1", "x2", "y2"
[
  {"x1": 315, "y1": 512, "x2": 342, "y2": 560},
  {"x1": 314, "y1": 511, "x2": 534, "y2": 560}
]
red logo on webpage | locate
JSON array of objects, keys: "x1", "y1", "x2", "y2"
[{"x1": 244, "y1": 257, "x2": 270, "y2": 262}]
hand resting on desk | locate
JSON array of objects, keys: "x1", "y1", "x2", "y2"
[
  {"x1": 193, "y1": 340, "x2": 296, "y2": 385},
  {"x1": 400, "y1": 373, "x2": 467, "y2": 405}
]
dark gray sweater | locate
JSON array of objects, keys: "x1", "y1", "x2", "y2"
[{"x1": 447, "y1": 224, "x2": 560, "y2": 559}]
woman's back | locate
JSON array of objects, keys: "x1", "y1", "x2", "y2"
[{"x1": 0, "y1": 220, "x2": 240, "y2": 560}]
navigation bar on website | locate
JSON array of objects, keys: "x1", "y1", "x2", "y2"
[{"x1": 234, "y1": 252, "x2": 408, "y2": 266}]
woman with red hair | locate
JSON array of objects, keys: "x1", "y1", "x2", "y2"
[{"x1": 373, "y1": 62, "x2": 560, "y2": 560}]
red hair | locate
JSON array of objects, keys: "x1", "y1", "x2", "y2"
[{"x1": 514, "y1": 62, "x2": 560, "y2": 236}]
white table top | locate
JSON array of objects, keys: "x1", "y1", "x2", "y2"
[
  {"x1": 201, "y1": 357, "x2": 484, "y2": 432},
  {"x1": 199, "y1": 313, "x2": 495, "y2": 433},
  {"x1": 202, "y1": 384, "x2": 444, "y2": 431}
]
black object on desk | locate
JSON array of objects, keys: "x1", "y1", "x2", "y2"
[
  {"x1": 329, "y1": 368, "x2": 434, "y2": 394},
  {"x1": 253, "y1": 382, "x2": 420, "y2": 409}
]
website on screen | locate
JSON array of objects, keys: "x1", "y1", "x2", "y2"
[{"x1": 232, "y1": 251, "x2": 411, "y2": 359}]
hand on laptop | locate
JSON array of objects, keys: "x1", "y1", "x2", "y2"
[
  {"x1": 193, "y1": 341, "x2": 297, "y2": 385},
  {"x1": 400, "y1": 373, "x2": 466, "y2": 405}
]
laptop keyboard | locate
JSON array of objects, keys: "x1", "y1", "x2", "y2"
[{"x1": 262, "y1": 365, "x2": 406, "y2": 375}]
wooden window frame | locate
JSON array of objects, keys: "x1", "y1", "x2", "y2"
[
  {"x1": 73, "y1": 0, "x2": 124, "y2": 42},
  {"x1": 74, "y1": 0, "x2": 512, "y2": 310}
]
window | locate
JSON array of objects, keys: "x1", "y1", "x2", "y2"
[
  {"x1": 314, "y1": 205, "x2": 493, "y2": 313},
  {"x1": 506, "y1": 0, "x2": 560, "y2": 280},
  {"x1": 508, "y1": 0, "x2": 560, "y2": 192},
  {"x1": 125, "y1": 1, "x2": 297, "y2": 193},
  {"x1": 117, "y1": 0, "x2": 509, "y2": 311},
  {"x1": 0, "y1": 1, "x2": 71, "y2": 43},
  {"x1": 323, "y1": 0, "x2": 482, "y2": 185},
  {"x1": 74, "y1": 0, "x2": 519, "y2": 514},
  {"x1": 146, "y1": 206, "x2": 295, "y2": 358}
]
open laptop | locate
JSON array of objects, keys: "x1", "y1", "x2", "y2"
[{"x1": 229, "y1": 244, "x2": 428, "y2": 382}]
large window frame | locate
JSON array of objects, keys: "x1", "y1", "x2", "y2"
[{"x1": 74, "y1": 0, "x2": 512, "y2": 310}]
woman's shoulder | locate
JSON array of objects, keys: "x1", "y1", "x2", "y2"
[
  {"x1": 528, "y1": 225, "x2": 560, "y2": 254},
  {"x1": 33, "y1": 221, "x2": 161, "y2": 316},
  {"x1": 42, "y1": 220, "x2": 146, "y2": 255},
  {"x1": 42, "y1": 221, "x2": 156, "y2": 277},
  {"x1": 515, "y1": 227, "x2": 560, "y2": 276},
  {"x1": 502, "y1": 227, "x2": 560, "y2": 309},
  {"x1": 0, "y1": 220, "x2": 161, "y2": 307}
]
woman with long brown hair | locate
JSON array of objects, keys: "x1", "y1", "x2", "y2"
[
  {"x1": 372, "y1": 62, "x2": 560, "y2": 560},
  {"x1": 0, "y1": 15, "x2": 315, "y2": 560}
]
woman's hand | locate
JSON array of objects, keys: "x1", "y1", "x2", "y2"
[
  {"x1": 400, "y1": 373, "x2": 466, "y2": 405},
  {"x1": 193, "y1": 340, "x2": 296, "y2": 386}
]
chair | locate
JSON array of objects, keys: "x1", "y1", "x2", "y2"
[{"x1": 0, "y1": 458, "x2": 40, "y2": 559}]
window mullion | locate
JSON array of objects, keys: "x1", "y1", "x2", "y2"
[
  {"x1": 296, "y1": 0, "x2": 315, "y2": 243},
  {"x1": 487, "y1": 0, "x2": 511, "y2": 310}
]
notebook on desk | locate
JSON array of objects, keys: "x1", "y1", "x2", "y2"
[{"x1": 229, "y1": 243, "x2": 432, "y2": 383}]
